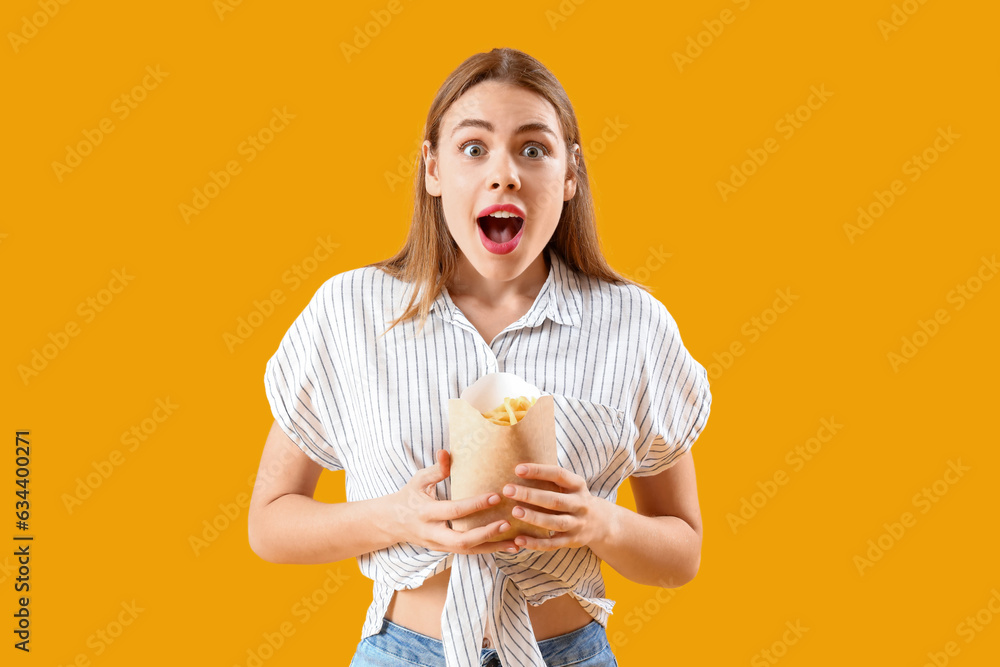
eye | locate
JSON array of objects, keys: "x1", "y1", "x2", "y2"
[
  {"x1": 460, "y1": 141, "x2": 485, "y2": 157},
  {"x1": 522, "y1": 144, "x2": 547, "y2": 158}
]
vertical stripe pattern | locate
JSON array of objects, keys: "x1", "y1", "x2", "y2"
[{"x1": 263, "y1": 249, "x2": 712, "y2": 666}]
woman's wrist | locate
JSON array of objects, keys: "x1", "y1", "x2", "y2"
[
  {"x1": 251, "y1": 492, "x2": 406, "y2": 564},
  {"x1": 375, "y1": 490, "x2": 407, "y2": 546},
  {"x1": 586, "y1": 496, "x2": 621, "y2": 553}
]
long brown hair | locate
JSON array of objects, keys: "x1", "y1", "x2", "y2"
[{"x1": 368, "y1": 47, "x2": 649, "y2": 338}]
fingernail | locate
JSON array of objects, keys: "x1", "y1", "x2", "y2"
[
  {"x1": 506, "y1": 546, "x2": 519, "y2": 553},
  {"x1": 503, "y1": 485, "x2": 516, "y2": 496},
  {"x1": 488, "y1": 494, "x2": 501, "y2": 504},
  {"x1": 499, "y1": 522, "x2": 510, "y2": 531},
  {"x1": 512, "y1": 507, "x2": 525, "y2": 518},
  {"x1": 515, "y1": 465, "x2": 528, "y2": 475}
]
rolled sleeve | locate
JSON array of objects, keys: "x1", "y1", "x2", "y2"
[
  {"x1": 263, "y1": 279, "x2": 347, "y2": 472},
  {"x1": 630, "y1": 303, "x2": 712, "y2": 477}
]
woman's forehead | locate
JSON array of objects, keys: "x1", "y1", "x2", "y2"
[{"x1": 445, "y1": 81, "x2": 561, "y2": 136}]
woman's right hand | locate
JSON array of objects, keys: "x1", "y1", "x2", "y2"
[{"x1": 388, "y1": 450, "x2": 522, "y2": 555}]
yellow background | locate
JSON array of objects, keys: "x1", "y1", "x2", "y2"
[{"x1": 3, "y1": 0, "x2": 998, "y2": 665}]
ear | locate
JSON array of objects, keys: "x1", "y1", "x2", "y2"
[
  {"x1": 563, "y1": 143, "x2": 580, "y2": 201},
  {"x1": 423, "y1": 140, "x2": 441, "y2": 197}
]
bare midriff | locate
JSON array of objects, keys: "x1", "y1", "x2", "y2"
[{"x1": 383, "y1": 566, "x2": 595, "y2": 645}]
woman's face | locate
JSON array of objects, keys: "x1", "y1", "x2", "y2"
[{"x1": 424, "y1": 80, "x2": 579, "y2": 285}]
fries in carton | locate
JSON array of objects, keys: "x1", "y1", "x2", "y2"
[{"x1": 448, "y1": 372, "x2": 559, "y2": 541}]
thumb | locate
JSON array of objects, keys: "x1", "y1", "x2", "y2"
[
  {"x1": 435, "y1": 449, "x2": 451, "y2": 481},
  {"x1": 417, "y1": 450, "x2": 449, "y2": 487}
]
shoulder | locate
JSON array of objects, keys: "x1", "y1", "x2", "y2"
[
  {"x1": 577, "y1": 274, "x2": 675, "y2": 335},
  {"x1": 309, "y1": 264, "x2": 401, "y2": 312}
]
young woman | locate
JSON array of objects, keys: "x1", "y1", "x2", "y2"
[{"x1": 249, "y1": 48, "x2": 711, "y2": 667}]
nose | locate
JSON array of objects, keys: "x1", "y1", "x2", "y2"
[{"x1": 489, "y1": 152, "x2": 520, "y2": 191}]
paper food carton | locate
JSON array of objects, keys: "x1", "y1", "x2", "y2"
[{"x1": 448, "y1": 372, "x2": 559, "y2": 541}]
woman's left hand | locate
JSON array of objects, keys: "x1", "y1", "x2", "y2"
[{"x1": 503, "y1": 463, "x2": 609, "y2": 551}]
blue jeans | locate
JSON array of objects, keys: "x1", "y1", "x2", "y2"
[{"x1": 348, "y1": 618, "x2": 618, "y2": 667}]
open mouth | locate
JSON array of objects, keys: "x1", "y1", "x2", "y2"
[{"x1": 477, "y1": 215, "x2": 524, "y2": 245}]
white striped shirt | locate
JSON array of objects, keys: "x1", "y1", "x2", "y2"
[{"x1": 263, "y1": 249, "x2": 712, "y2": 667}]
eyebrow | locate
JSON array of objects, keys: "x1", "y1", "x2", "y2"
[{"x1": 450, "y1": 118, "x2": 558, "y2": 139}]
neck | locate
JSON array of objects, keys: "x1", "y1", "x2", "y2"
[{"x1": 448, "y1": 249, "x2": 551, "y2": 307}]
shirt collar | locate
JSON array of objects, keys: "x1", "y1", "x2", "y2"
[{"x1": 428, "y1": 249, "x2": 582, "y2": 329}]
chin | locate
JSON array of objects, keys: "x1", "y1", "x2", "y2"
[{"x1": 468, "y1": 249, "x2": 529, "y2": 275}]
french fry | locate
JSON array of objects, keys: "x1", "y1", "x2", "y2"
[{"x1": 480, "y1": 395, "x2": 537, "y2": 425}]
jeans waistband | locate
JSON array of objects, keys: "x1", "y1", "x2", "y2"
[{"x1": 367, "y1": 618, "x2": 610, "y2": 666}]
